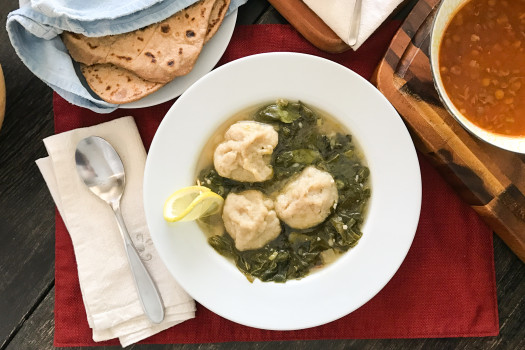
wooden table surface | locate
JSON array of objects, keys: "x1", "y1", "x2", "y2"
[{"x1": 0, "y1": 1, "x2": 523, "y2": 349}]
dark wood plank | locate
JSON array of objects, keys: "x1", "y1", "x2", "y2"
[
  {"x1": 236, "y1": 0, "x2": 270, "y2": 25},
  {"x1": 256, "y1": 6, "x2": 287, "y2": 25},
  {"x1": 5, "y1": 288, "x2": 55, "y2": 350}
]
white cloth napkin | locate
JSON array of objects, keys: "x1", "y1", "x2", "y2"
[
  {"x1": 36, "y1": 117, "x2": 195, "y2": 347},
  {"x1": 303, "y1": 0, "x2": 404, "y2": 50}
]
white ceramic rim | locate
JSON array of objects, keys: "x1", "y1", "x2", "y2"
[
  {"x1": 429, "y1": 0, "x2": 525, "y2": 153},
  {"x1": 144, "y1": 52, "x2": 422, "y2": 330},
  {"x1": 120, "y1": 10, "x2": 237, "y2": 108}
]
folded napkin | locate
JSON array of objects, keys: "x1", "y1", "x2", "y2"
[
  {"x1": 303, "y1": 0, "x2": 404, "y2": 50},
  {"x1": 36, "y1": 116, "x2": 195, "y2": 347},
  {"x1": 6, "y1": 0, "x2": 247, "y2": 113}
]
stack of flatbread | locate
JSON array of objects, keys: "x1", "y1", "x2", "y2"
[{"x1": 62, "y1": 0, "x2": 230, "y2": 104}]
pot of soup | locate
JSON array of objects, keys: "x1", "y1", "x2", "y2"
[{"x1": 430, "y1": 0, "x2": 525, "y2": 153}]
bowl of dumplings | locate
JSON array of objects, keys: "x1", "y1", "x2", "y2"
[{"x1": 143, "y1": 52, "x2": 422, "y2": 330}]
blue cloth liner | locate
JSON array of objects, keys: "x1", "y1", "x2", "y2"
[{"x1": 7, "y1": 0, "x2": 247, "y2": 113}]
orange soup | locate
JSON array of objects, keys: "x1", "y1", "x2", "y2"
[{"x1": 439, "y1": 0, "x2": 525, "y2": 137}]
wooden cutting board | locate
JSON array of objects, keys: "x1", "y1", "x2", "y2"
[
  {"x1": 267, "y1": 0, "x2": 350, "y2": 53},
  {"x1": 373, "y1": 0, "x2": 525, "y2": 262}
]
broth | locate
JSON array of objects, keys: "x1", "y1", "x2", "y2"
[{"x1": 439, "y1": 0, "x2": 525, "y2": 136}]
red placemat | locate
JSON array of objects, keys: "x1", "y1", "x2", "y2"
[{"x1": 54, "y1": 24, "x2": 499, "y2": 347}]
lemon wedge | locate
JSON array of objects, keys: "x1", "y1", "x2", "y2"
[{"x1": 163, "y1": 186, "x2": 224, "y2": 222}]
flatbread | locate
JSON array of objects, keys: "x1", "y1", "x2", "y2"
[
  {"x1": 205, "y1": 0, "x2": 230, "y2": 44},
  {"x1": 81, "y1": 63, "x2": 164, "y2": 104},
  {"x1": 62, "y1": 0, "x2": 230, "y2": 104},
  {"x1": 63, "y1": 0, "x2": 218, "y2": 84}
]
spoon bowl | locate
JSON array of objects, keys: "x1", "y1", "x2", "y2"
[
  {"x1": 75, "y1": 136, "x2": 165, "y2": 324},
  {"x1": 75, "y1": 137, "x2": 125, "y2": 203}
]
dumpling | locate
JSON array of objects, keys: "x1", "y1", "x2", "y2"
[
  {"x1": 222, "y1": 190, "x2": 281, "y2": 251},
  {"x1": 213, "y1": 121, "x2": 278, "y2": 182},
  {"x1": 275, "y1": 166, "x2": 338, "y2": 229}
]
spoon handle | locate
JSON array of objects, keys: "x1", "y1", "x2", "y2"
[
  {"x1": 113, "y1": 205, "x2": 165, "y2": 324},
  {"x1": 347, "y1": 0, "x2": 363, "y2": 46}
]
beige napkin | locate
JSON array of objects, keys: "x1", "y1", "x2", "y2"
[
  {"x1": 303, "y1": 0, "x2": 404, "y2": 50},
  {"x1": 36, "y1": 117, "x2": 195, "y2": 347}
]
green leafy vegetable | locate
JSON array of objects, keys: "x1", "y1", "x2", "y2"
[
  {"x1": 275, "y1": 149, "x2": 322, "y2": 167},
  {"x1": 254, "y1": 99, "x2": 314, "y2": 124}
]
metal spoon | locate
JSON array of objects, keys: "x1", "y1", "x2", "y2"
[
  {"x1": 348, "y1": 0, "x2": 363, "y2": 46},
  {"x1": 75, "y1": 136, "x2": 165, "y2": 324}
]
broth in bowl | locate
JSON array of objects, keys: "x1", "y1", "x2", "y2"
[{"x1": 437, "y1": 0, "x2": 525, "y2": 137}]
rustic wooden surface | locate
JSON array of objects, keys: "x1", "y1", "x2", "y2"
[{"x1": 0, "y1": 0, "x2": 523, "y2": 349}]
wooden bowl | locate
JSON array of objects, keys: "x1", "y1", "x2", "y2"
[{"x1": 0, "y1": 64, "x2": 5, "y2": 130}]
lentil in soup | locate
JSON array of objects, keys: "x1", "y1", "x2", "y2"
[{"x1": 439, "y1": 0, "x2": 525, "y2": 136}]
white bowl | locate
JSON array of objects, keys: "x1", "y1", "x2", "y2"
[
  {"x1": 144, "y1": 52, "x2": 421, "y2": 330},
  {"x1": 430, "y1": 0, "x2": 525, "y2": 153}
]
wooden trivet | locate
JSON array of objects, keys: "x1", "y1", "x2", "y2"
[{"x1": 374, "y1": 0, "x2": 525, "y2": 262}]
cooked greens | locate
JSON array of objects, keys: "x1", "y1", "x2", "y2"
[{"x1": 199, "y1": 99, "x2": 370, "y2": 283}]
